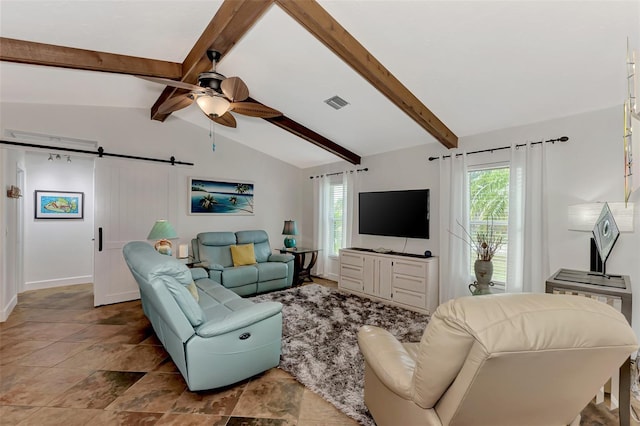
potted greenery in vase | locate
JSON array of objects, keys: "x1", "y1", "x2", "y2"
[
  {"x1": 452, "y1": 219, "x2": 504, "y2": 295},
  {"x1": 470, "y1": 225, "x2": 503, "y2": 295}
]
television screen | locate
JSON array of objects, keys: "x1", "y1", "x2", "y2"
[
  {"x1": 359, "y1": 189, "x2": 429, "y2": 239},
  {"x1": 592, "y1": 202, "x2": 620, "y2": 264}
]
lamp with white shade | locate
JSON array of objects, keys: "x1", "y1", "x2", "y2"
[{"x1": 567, "y1": 202, "x2": 634, "y2": 232}]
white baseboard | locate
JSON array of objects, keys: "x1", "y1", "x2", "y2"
[
  {"x1": 24, "y1": 275, "x2": 93, "y2": 292},
  {"x1": 0, "y1": 293, "x2": 18, "y2": 322}
]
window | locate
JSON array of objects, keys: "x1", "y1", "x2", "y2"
[
  {"x1": 468, "y1": 166, "x2": 509, "y2": 284},
  {"x1": 329, "y1": 181, "x2": 344, "y2": 256}
]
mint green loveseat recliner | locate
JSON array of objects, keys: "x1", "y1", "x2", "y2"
[
  {"x1": 122, "y1": 241, "x2": 283, "y2": 391},
  {"x1": 191, "y1": 230, "x2": 294, "y2": 296}
]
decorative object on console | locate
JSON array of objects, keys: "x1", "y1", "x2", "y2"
[
  {"x1": 177, "y1": 243, "x2": 189, "y2": 260},
  {"x1": 567, "y1": 202, "x2": 632, "y2": 275},
  {"x1": 592, "y1": 203, "x2": 620, "y2": 276},
  {"x1": 282, "y1": 219, "x2": 299, "y2": 248},
  {"x1": 147, "y1": 219, "x2": 178, "y2": 256},
  {"x1": 34, "y1": 190, "x2": 84, "y2": 219}
]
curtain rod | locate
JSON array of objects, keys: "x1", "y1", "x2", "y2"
[
  {"x1": 309, "y1": 167, "x2": 369, "y2": 179},
  {"x1": 427, "y1": 136, "x2": 569, "y2": 161},
  {"x1": 0, "y1": 139, "x2": 195, "y2": 166}
]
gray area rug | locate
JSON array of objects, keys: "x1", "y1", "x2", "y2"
[{"x1": 252, "y1": 284, "x2": 430, "y2": 425}]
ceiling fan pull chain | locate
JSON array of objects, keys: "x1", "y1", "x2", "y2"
[{"x1": 210, "y1": 120, "x2": 216, "y2": 152}]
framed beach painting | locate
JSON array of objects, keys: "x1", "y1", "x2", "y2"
[
  {"x1": 189, "y1": 177, "x2": 254, "y2": 215},
  {"x1": 35, "y1": 190, "x2": 84, "y2": 219}
]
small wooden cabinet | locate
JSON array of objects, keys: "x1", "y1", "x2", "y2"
[{"x1": 339, "y1": 248, "x2": 439, "y2": 314}]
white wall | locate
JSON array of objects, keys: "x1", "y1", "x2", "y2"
[
  {"x1": 0, "y1": 148, "x2": 25, "y2": 320},
  {"x1": 303, "y1": 106, "x2": 640, "y2": 335},
  {"x1": 24, "y1": 151, "x2": 94, "y2": 290},
  {"x1": 0, "y1": 102, "x2": 304, "y2": 317},
  {"x1": 460, "y1": 107, "x2": 640, "y2": 333}
]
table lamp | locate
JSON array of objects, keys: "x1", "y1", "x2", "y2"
[
  {"x1": 282, "y1": 220, "x2": 299, "y2": 249},
  {"x1": 147, "y1": 219, "x2": 178, "y2": 255}
]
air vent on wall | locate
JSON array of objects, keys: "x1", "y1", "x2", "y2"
[{"x1": 324, "y1": 95, "x2": 349, "y2": 110}]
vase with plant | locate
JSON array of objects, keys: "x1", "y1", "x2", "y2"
[{"x1": 452, "y1": 220, "x2": 504, "y2": 295}]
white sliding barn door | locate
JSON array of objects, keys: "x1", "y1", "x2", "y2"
[{"x1": 94, "y1": 158, "x2": 177, "y2": 306}]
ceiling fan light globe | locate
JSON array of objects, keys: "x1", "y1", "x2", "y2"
[{"x1": 196, "y1": 96, "x2": 230, "y2": 118}]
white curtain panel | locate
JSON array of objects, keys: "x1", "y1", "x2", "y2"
[
  {"x1": 342, "y1": 170, "x2": 358, "y2": 249},
  {"x1": 439, "y1": 152, "x2": 471, "y2": 302},
  {"x1": 506, "y1": 142, "x2": 549, "y2": 293},
  {"x1": 313, "y1": 176, "x2": 331, "y2": 277}
]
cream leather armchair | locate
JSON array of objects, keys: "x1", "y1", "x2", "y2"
[{"x1": 358, "y1": 293, "x2": 637, "y2": 426}]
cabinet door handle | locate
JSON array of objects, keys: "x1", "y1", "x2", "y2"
[{"x1": 98, "y1": 227, "x2": 103, "y2": 252}]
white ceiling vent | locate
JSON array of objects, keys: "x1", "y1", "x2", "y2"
[{"x1": 324, "y1": 95, "x2": 349, "y2": 110}]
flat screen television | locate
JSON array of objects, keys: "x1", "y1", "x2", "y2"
[{"x1": 359, "y1": 189, "x2": 429, "y2": 239}]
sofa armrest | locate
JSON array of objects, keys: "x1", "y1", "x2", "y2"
[
  {"x1": 195, "y1": 302, "x2": 283, "y2": 338},
  {"x1": 190, "y1": 268, "x2": 209, "y2": 280},
  {"x1": 197, "y1": 262, "x2": 224, "y2": 272},
  {"x1": 357, "y1": 325, "x2": 415, "y2": 400},
  {"x1": 269, "y1": 253, "x2": 294, "y2": 263}
]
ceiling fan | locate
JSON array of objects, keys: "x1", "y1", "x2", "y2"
[{"x1": 140, "y1": 50, "x2": 281, "y2": 128}]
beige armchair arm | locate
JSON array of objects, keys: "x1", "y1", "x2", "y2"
[{"x1": 357, "y1": 325, "x2": 415, "y2": 400}]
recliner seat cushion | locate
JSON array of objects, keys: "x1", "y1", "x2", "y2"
[
  {"x1": 257, "y1": 262, "x2": 287, "y2": 282},
  {"x1": 221, "y1": 266, "x2": 259, "y2": 288}
]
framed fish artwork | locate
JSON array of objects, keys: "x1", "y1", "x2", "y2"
[{"x1": 34, "y1": 190, "x2": 84, "y2": 219}]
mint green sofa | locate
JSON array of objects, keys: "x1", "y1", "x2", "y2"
[
  {"x1": 191, "y1": 230, "x2": 294, "y2": 296},
  {"x1": 122, "y1": 241, "x2": 283, "y2": 391}
]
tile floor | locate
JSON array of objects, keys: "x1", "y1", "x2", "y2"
[
  {"x1": 0, "y1": 281, "x2": 357, "y2": 426},
  {"x1": 0, "y1": 280, "x2": 636, "y2": 425}
]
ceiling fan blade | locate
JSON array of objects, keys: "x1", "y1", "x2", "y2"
[
  {"x1": 229, "y1": 102, "x2": 281, "y2": 118},
  {"x1": 209, "y1": 111, "x2": 237, "y2": 128},
  {"x1": 221, "y1": 76, "x2": 250, "y2": 102},
  {"x1": 157, "y1": 94, "x2": 194, "y2": 114},
  {"x1": 138, "y1": 76, "x2": 205, "y2": 93}
]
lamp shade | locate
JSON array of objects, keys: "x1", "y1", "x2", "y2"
[
  {"x1": 196, "y1": 95, "x2": 230, "y2": 118},
  {"x1": 282, "y1": 220, "x2": 298, "y2": 249},
  {"x1": 147, "y1": 220, "x2": 178, "y2": 240},
  {"x1": 568, "y1": 202, "x2": 634, "y2": 232},
  {"x1": 282, "y1": 220, "x2": 299, "y2": 236}
]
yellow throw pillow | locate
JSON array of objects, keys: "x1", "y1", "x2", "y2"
[
  {"x1": 186, "y1": 281, "x2": 199, "y2": 302},
  {"x1": 230, "y1": 243, "x2": 257, "y2": 267}
]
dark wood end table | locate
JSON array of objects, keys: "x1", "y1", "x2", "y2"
[{"x1": 279, "y1": 247, "x2": 321, "y2": 286}]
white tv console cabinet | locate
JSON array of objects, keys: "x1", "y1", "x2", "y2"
[{"x1": 339, "y1": 248, "x2": 439, "y2": 314}]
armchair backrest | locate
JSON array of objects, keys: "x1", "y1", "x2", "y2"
[
  {"x1": 236, "y1": 230, "x2": 272, "y2": 263},
  {"x1": 412, "y1": 293, "x2": 637, "y2": 426},
  {"x1": 195, "y1": 232, "x2": 237, "y2": 267}
]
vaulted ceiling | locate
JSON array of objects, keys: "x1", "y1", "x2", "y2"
[{"x1": 1, "y1": 1, "x2": 638, "y2": 168}]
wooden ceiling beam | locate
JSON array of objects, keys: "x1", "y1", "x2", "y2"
[
  {"x1": 151, "y1": 0, "x2": 275, "y2": 121},
  {"x1": 0, "y1": 37, "x2": 181, "y2": 78},
  {"x1": 246, "y1": 97, "x2": 361, "y2": 165},
  {"x1": 274, "y1": 0, "x2": 458, "y2": 149},
  {"x1": 149, "y1": 0, "x2": 360, "y2": 164},
  {"x1": 266, "y1": 115, "x2": 361, "y2": 165}
]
